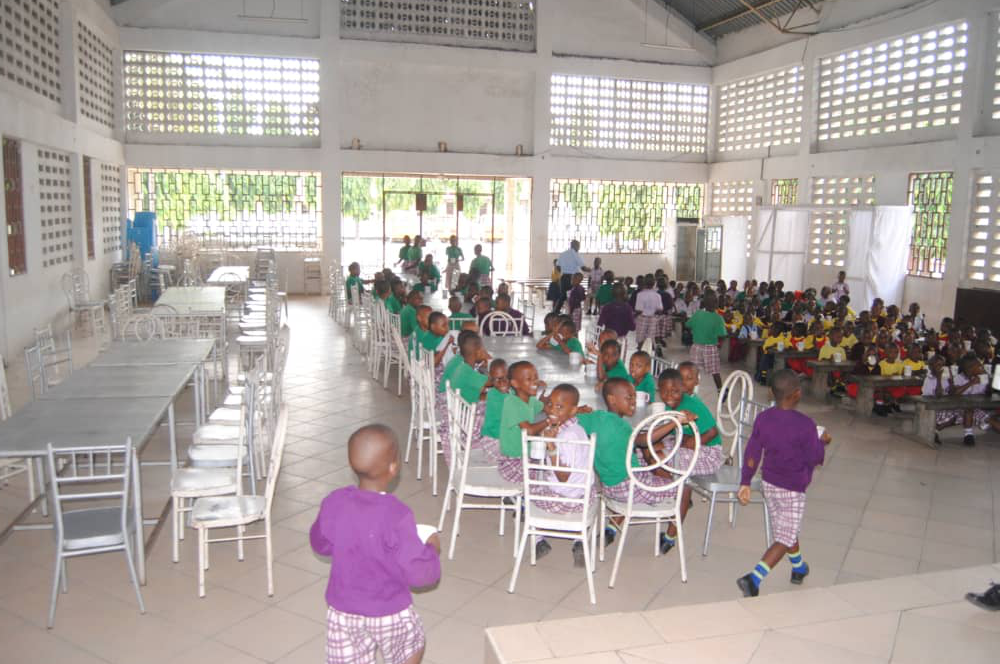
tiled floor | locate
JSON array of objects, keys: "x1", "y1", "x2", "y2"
[{"x1": 0, "y1": 296, "x2": 997, "y2": 664}]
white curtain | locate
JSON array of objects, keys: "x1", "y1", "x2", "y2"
[
  {"x1": 706, "y1": 215, "x2": 748, "y2": 282},
  {"x1": 753, "y1": 209, "x2": 809, "y2": 291},
  {"x1": 845, "y1": 206, "x2": 912, "y2": 308}
]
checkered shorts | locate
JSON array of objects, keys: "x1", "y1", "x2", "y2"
[
  {"x1": 690, "y1": 343, "x2": 721, "y2": 375},
  {"x1": 326, "y1": 605, "x2": 425, "y2": 664},
  {"x1": 570, "y1": 306, "x2": 583, "y2": 332},
  {"x1": 603, "y1": 468, "x2": 677, "y2": 506},
  {"x1": 675, "y1": 444, "x2": 725, "y2": 477},
  {"x1": 936, "y1": 409, "x2": 992, "y2": 430},
  {"x1": 497, "y1": 455, "x2": 524, "y2": 483},
  {"x1": 762, "y1": 481, "x2": 806, "y2": 547},
  {"x1": 656, "y1": 314, "x2": 673, "y2": 338},
  {"x1": 635, "y1": 315, "x2": 659, "y2": 345}
]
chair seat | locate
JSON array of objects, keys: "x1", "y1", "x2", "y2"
[
  {"x1": 236, "y1": 335, "x2": 268, "y2": 346},
  {"x1": 171, "y1": 468, "x2": 238, "y2": 493},
  {"x1": 689, "y1": 465, "x2": 763, "y2": 493},
  {"x1": 187, "y1": 444, "x2": 239, "y2": 465},
  {"x1": 193, "y1": 424, "x2": 240, "y2": 444},
  {"x1": 526, "y1": 503, "x2": 598, "y2": 532},
  {"x1": 191, "y1": 495, "x2": 265, "y2": 526},
  {"x1": 604, "y1": 496, "x2": 678, "y2": 517},
  {"x1": 462, "y1": 467, "x2": 522, "y2": 497},
  {"x1": 223, "y1": 393, "x2": 243, "y2": 407},
  {"x1": 71, "y1": 302, "x2": 104, "y2": 311},
  {"x1": 62, "y1": 507, "x2": 130, "y2": 550},
  {"x1": 208, "y1": 407, "x2": 241, "y2": 424}
]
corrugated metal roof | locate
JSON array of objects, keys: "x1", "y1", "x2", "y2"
[{"x1": 653, "y1": 0, "x2": 820, "y2": 39}]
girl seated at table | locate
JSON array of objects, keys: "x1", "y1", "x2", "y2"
[{"x1": 932, "y1": 354, "x2": 1000, "y2": 446}]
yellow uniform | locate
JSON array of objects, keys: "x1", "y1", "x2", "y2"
[
  {"x1": 842, "y1": 334, "x2": 858, "y2": 347},
  {"x1": 762, "y1": 332, "x2": 789, "y2": 354},
  {"x1": 902, "y1": 358, "x2": 926, "y2": 373},
  {"x1": 878, "y1": 359, "x2": 905, "y2": 377},
  {"x1": 817, "y1": 343, "x2": 848, "y2": 361}
]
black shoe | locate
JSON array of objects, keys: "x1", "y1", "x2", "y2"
[
  {"x1": 659, "y1": 533, "x2": 675, "y2": 555},
  {"x1": 965, "y1": 583, "x2": 1000, "y2": 611},
  {"x1": 534, "y1": 539, "x2": 552, "y2": 560},
  {"x1": 737, "y1": 574, "x2": 759, "y2": 598},
  {"x1": 891, "y1": 403, "x2": 902, "y2": 413},
  {"x1": 604, "y1": 526, "x2": 617, "y2": 546},
  {"x1": 790, "y1": 563, "x2": 810, "y2": 585},
  {"x1": 721, "y1": 388, "x2": 730, "y2": 404},
  {"x1": 934, "y1": 433, "x2": 942, "y2": 446},
  {"x1": 964, "y1": 434, "x2": 976, "y2": 447},
  {"x1": 572, "y1": 541, "x2": 586, "y2": 568}
]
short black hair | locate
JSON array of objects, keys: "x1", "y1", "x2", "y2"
[
  {"x1": 551, "y1": 383, "x2": 580, "y2": 405},
  {"x1": 457, "y1": 330, "x2": 481, "y2": 355},
  {"x1": 489, "y1": 358, "x2": 507, "y2": 372},
  {"x1": 677, "y1": 361, "x2": 697, "y2": 373},
  {"x1": 559, "y1": 319, "x2": 577, "y2": 334},
  {"x1": 658, "y1": 368, "x2": 682, "y2": 384},
  {"x1": 770, "y1": 369, "x2": 801, "y2": 400},
  {"x1": 507, "y1": 360, "x2": 533, "y2": 380},
  {"x1": 631, "y1": 350, "x2": 650, "y2": 364},
  {"x1": 600, "y1": 339, "x2": 621, "y2": 353},
  {"x1": 601, "y1": 377, "x2": 631, "y2": 403},
  {"x1": 428, "y1": 311, "x2": 447, "y2": 327}
]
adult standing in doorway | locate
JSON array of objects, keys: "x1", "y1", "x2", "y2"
[
  {"x1": 553, "y1": 239, "x2": 589, "y2": 314},
  {"x1": 831, "y1": 270, "x2": 850, "y2": 301}
]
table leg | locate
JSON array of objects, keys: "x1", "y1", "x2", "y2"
[
  {"x1": 811, "y1": 370, "x2": 827, "y2": 399},
  {"x1": 168, "y1": 403, "x2": 177, "y2": 471},
  {"x1": 915, "y1": 404, "x2": 937, "y2": 448},
  {"x1": 746, "y1": 348, "x2": 758, "y2": 376},
  {"x1": 857, "y1": 384, "x2": 875, "y2": 417},
  {"x1": 132, "y1": 452, "x2": 146, "y2": 585},
  {"x1": 774, "y1": 354, "x2": 786, "y2": 372},
  {"x1": 194, "y1": 364, "x2": 203, "y2": 428}
]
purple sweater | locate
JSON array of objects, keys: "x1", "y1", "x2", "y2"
[
  {"x1": 598, "y1": 301, "x2": 636, "y2": 339},
  {"x1": 740, "y1": 407, "x2": 825, "y2": 493},
  {"x1": 310, "y1": 486, "x2": 440, "y2": 616}
]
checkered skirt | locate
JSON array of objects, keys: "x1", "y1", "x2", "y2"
[
  {"x1": 935, "y1": 408, "x2": 992, "y2": 429},
  {"x1": 602, "y1": 467, "x2": 678, "y2": 506},
  {"x1": 497, "y1": 455, "x2": 524, "y2": 483},
  {"x1": 326, "y1": 605, "x2": 425, "y2": 664},
  {"x1": 674, "y1": 444, "x2": 725, "y2": 477},
  {"x1": 635, "y1": 315, "x2": 659, "y2": 345},
  {"x1": 762, "y1": 481, "x2": 806, "y2": 547},
  {"x1": 690, "y1": 343, "x2": 721, "y2": 375}
]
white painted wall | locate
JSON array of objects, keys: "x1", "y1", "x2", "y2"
[{"x1": 0, "y1": 0, "x2": 124, "y2": 359}]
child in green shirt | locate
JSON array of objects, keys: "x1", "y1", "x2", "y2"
[
  {"x1": 385, "y1": 279, "x2": 405, "y2": 314},
  {"x1": 597, "y1": 339, "x2": 631, "y2": 386},
  {"x1": 445, "y1": 235, "x2": 464, "y2": 291},
  {"x1": 594, "y1": 272, "x2": 615, "y2": 309},
  {"x1": 448, "y1": 295, "x2": 474, "y2": 330},
  {"x1": 345, "y1": 262, "x2": 367, "y2": 303},
  {"x1": 469, "y1": 244, "x2": 492, "y2": 286},
  {"x1": 655, "y1": 367, "x2": 723, "y2": 554},
  {"x1": 629, "y1": 351, "x2": 656, "y2": 401},
  {"x1": 399, "y1": 290, "x2": 423, "y2": 338},
  {"x1": 418, "y1": 255, "x2": 441, "y2": 292},
  {"x1": 496, "y1": 361, "x2": 549, "y2": 484},
  {"x1": 553, "y1": 319, "x2": 586, "y2": 357}
]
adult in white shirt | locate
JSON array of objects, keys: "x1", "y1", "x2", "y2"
[
  {"x1": 553, "y1": 239, "x2": 589, "y2": 314},
  {"x1": 831, "y1": 270, "x2": 850, "y2": 301}
]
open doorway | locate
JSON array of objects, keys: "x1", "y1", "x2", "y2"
[{"x1": 341, "y1": 173, "x2": 532, "y2": 281}]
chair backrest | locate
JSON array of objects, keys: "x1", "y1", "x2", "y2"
[
  {"x1": 521, "y1": 430, "x2": 597, "y2": 524},
  {"x1": 263, "y1": 406, "x2": 289, "y2": 512},
  {"x1": 730, "y1": 397, "x2": 767, "y2": 465},
  {"x1": 480, "y1": 311, "x2": 520, "y2": 337},
  {"x1": 650, "y1": 355, "x2": 676, "y2": 382},
  {"x1": 0, "y1": 354, "x2": 12, "y2": 419},
  {"x1": 60, "y1": 269, "x2": 90, "y2": 307},
  {"x1": 24, "y1": 344, "x2": 45, "y2": 399},
  {"x1": 124, "y1": 313, "x2": 165, "y2": 341},
  {"x1": 447, "y1": 383, "x2": 479, "y2": 476},
  {"x1": 623, "y1": 411, "x2": 701, "y2": 504},
  {"x1": 716, "y1": 370, "x2": 753, "y2": 439},
  {"x1": 46, "y1": 440, "x2": 135, "y2": 550}
]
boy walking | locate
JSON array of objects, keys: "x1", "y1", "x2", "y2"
[
  {"x1": 736, "y1": 370, "x2": 831, "y2": 597},
  {"x1": 684, "y1": 292, "x2": 728, "y2": 391}
]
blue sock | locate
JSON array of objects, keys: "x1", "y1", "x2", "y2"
[
  {"x1": 661, "y1": 532, "x2": 676, "y2": 545},
  {"x1": 750, "y1": 561, "x2": 770, "y2": 588},
  {"x1": 788, "y1": 550, "x2": 807, "y2": 572}
]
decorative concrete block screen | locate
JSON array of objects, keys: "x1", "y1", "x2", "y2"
[
  {"x1": 127, "y1": 168, "x2": 322, "y2": 250},
  {"x1": 77, "y1": 21, "x2": 116, "y2": 128},
  {"x1": 123, "y1": 51, "x2": 320, "y2": 140},
  {"x1": 771, "y1": 178, "x2": 798, "y2": 205},
  {"x1": 816, "y1": 20, "x2": 967, "y2": 146},
  {"x1": 340, "y1": 0, "x2": 536, "y2": 51},
  {"x1": 0, "y1": 0, "x2": 61, "y2": 103},
  {"x1": 907, "y1": 171, "x2": 953, "y2": 279},
  {"x1": 37, "y1": 147, "x2": 74, "y2": 269},
  {"x1": 548, "y1": 179, "x2": 703, "y2": 254},
  {"x1": 716, "y1": 65, "x2": 803, "y2": 154},
  {"x1": 550, "y1": 75, "x2": 709, "y2": 156},
  {"x1": 808, "y1": 175, "x2": 876, "y2": 267},
  {"x1": 966, "y1": 172, "x2": 1000, "y2": 285},
  {"x1": 101, "y1": 162, "x2": 122, "y2": 256},
  {"x1": 990, "y1": 19, "x2": 1000, "y2": 127},
  {"x1": 709, "y1": 180, "x2": 754, "y2": 216}
]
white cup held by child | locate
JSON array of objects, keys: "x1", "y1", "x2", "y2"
[
  {"x1": 950, "y1": 365, "x2": 959, "y2": 377},
  {"x1": 529, "y1": 439, "x2": 548, "y2": 460},
  {"x1": 776, "y1": 342, "x2": 785, "y2": 352},
  {"x1": 416, "y1": 524, "x2": 437, "y2": 544},
  {"x1": 816, "y1": 425, "x2": 825, "y2": 439},
  {"x1": 635, "y1": 392, "x2": 650, "y2": 409},
  {"x1": 833, "y1": 352, "x2": 843, "y2": 363},
  {"x1": 903, "y1": 365, "x2": 913, "y2": 377},
  {"x1": 569, "y1": 352, "x2": 583, "y2": 367},
  {"x1": 649, "y1": 401, "x2": 666, "y2": 414},
  {"x1": 795, "y1": 341, "x2": 805, "y2": 351}
]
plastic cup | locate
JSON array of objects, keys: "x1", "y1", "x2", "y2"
[
  {"x1": 796, "y1": 341, "x2": 805, "y2": 351},
  {"x1": 649, "y1": 402, "x2": 666, "y2": 414},
  {"x1": 635, "y1": 392, "x2": 650, "y2": 409},
  {"x1": 903, "y1": 365, "x2": 913, "y2": 377},
  {"x1": 569, "y1": 352, "x2": 582, "y2": 366},
  {"x1": 529, "y1": 439, "x2": 547, "y2": 460},
  {"x1": 416, "y1": 524, "x2": 437, "y2": 544},
  {"x1": 776, "y1": 342, "x2": 785, "y2": 352},
  {"x1": 816, "y1": 425, "x2": 825, "y2": 438},
  {"x1": 833, "y1": 352, "x2": 843, "y2": 363}
]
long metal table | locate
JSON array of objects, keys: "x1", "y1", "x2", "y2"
[{"x1": 206, "y1": 266, "x2": 250, "y2": 285}]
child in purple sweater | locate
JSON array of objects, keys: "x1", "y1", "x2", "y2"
[
  {"x1": 736, "y1": 369, "x2": 831, "y2": 598},
  {"x1": 310, "y1": 425, "x2": 441, "y2": 664}
]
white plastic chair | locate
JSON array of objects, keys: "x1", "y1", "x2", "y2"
[
  {"x1": 480, "y1": 310, "x2": 521, "y2": 337},
  {"x1": 508, "y1": 430, "x2": 599, "y2": 603},
  {"x1": 690, "y1": 380, "x2": 771, "y2": 555},
  {"x1": 383, "y1": 311, "x2": 406, "y2": 395},
  {"x1": 437, "y1": 385, "x2": 522, "y2": 559},
  {"x1": 60, "y1": 269, "x2": 107, "y2": 337},
  {"x1": 190, "y1": 406, "x2": 288, "y2": 597},
  {"x1": 34, "y1": 324, "x2": 74, "y2": 385},
  {"x1": 600, "y1": 411, "x2": 700, "y2": 587},
  {"x1": 45, "y1": 440, "x2": 145, "y2": 627},
  {"x1": 0, "y1": 355, "x2": 37, "y2": 509},
  {"x1": 650, "y1": 355, "x2": 676, "y2": 381},
  {"x1": 404, "y1": 351, "x2": 442, "y2": 495}
]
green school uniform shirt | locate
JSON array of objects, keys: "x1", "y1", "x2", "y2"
[
  {"x1": 345, "y1": 275, "x2": 363, "y2": 301},
  {"x1": 385, "y1": 295, "x2": 402, "y2": 314},
  {"x1": 405, "y1": 246, "x2": 422, "y2": 262},
  {"x1": 446, "y1": 246, "x2": 464, "y2": 261},
  {"x1": 577, "y1": 410, "x2": 640, "y2": 487},
  {"x1": 679, "y1": 393, "x2": 721, "y2": 447},
  {"x1": 411, "y1": 283, "x2": 428, "y2": 294},
  {"x1": 470, "y1": 255, "x2": 492, "y2": 276},
  {"x1": 605, "y1": 360, "x2": 630, "y2": 381},
  {"x1": 398, "y1": 245, "x2": 410, "y2": 261},
  {"x1": 400, "y1": 305, "x2": 418, "y2": 338},
  {"x1": 685, "y1": 310, "x2": 728, "y2": 346},
  {"x1": 633, "y1": 373, "x2": 656, "y2": 399},
  {"x1": 595, "y1": 283, "x2": 614, "y2": 306},
  {"x1": 566, "y1": 337, "x2": 584, "y2": 355},
  {"x1": 438, "y1": 360, "x2": 488, "y2": 404},
  {"x1": 449, "y1": 311, "x2": 474, "y2": 330},
  {"x1": 499, "y1": 394, "x2": 543, "y2": 458},
  {"x1": 480, "y1": 388, "x2": 507, "y2": 439}
]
